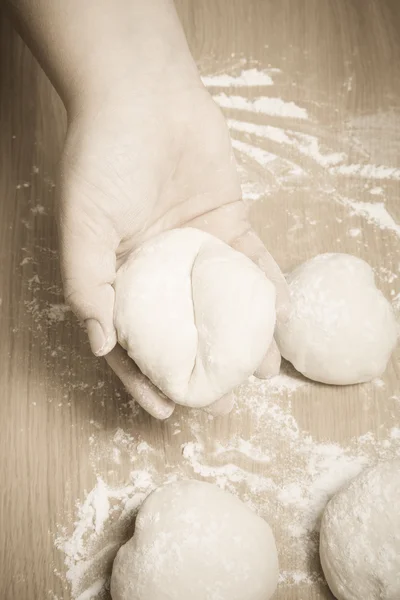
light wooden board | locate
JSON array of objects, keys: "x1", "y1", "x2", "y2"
[{"x1": 0, "y1": 1, "x2": 399, "y2": 599}]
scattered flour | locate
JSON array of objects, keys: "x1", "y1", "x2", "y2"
[
  {"x1": 393, "y1": 292, "x2": 400, "y2": 313},
  {"x1": 46, "y1": 303, "x2": 71, "y2": 323},
  {"x1": 348, "y1": 227, "x2": 361, "y2": 238},
  {"x1": 340, "y1": 199, "x2": 400, "y2": 238},
  {"x1": 391, "y1": 427, "x2": 400, "y2": 439},
  {"x1": 279, "y1": 570, "x2": 318, "y2": 586},
  {"x1": 55, "y1": 472, "x2": 157, "y2": 599},
  {"x1": 55, "y1": 366, "x2": 400, "y2": 599},
  {"x1": 76, "y1": 580, "x2": 107, "y2": 600},
  {"x1": 330, "y1": 164, "x2": 400, "y2": 180},
  {"x1": 51, "y1": 64, "x2": 400, "y2": 600},
  {"x1": 202, "y1": 67, "x2": 400, "y2": 246},
  {"x1": 213, "y1": 93, "x2": 309, "y2": 120},
  {"x1": 369, "y1": 186, "x2": 384, "y2": 195},
  {"x1": 231, "y1": 138, "x2": 306, "y2": 184},
  {"x1": 201, "y1": 68, "x2": 274, "y2": 87},
  {"x1": 228, "y1": 119, "x2": 346, "y2": 167},
  {"x1": 231, "y1": 138, "x2": 276, "y2": 167}
]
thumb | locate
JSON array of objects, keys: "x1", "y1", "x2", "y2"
[{"x1": 58, "y1": 204, "x2": 118, "y2": 357}]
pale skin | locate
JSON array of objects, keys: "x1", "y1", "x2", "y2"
[{"x1": 6, "y1": 0, "x2": 290, "y2": 419}]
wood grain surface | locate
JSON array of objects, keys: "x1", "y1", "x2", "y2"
[{"x1": 1, "y1": 1, "x2": 399, "y2": 599}]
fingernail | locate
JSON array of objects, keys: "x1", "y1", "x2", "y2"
[{"x1": 86, "y1": 319, "x2": 109, "y2": 356}]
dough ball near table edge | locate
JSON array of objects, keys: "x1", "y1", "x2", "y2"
[
  {"x1": 275, "y1": 253, "x2": 398, "y2": 385},
  {"x1": 110, "y1": 480, "x2": 279, "y2": 600},
  {"x1": 114, "y1": 228, "x2": 276, "y2": 409},
  {"x1": 319, "y1": 459, "x2": 400, "y2": 600}
]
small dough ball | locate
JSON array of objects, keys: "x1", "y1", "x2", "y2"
[
  {"x1": 114, "y1": 228, "x2": 276, "y2": 408},
  {"x1": 275, "y1": 253, "x2": 398, "y2": 384},
  {"x1": 319, "y1": 460, "x2": 400, "y2": 600},
  {"x1": 111, "y1": 480, "x2": 279, "y2": 600}
]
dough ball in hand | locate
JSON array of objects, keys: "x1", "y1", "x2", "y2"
[
  {"x1": 114, "y1": 228, "x2": 276, "y2": 409},
  {"x1": 319, "y1": 459, "x2": 400, "y2": 600},
  {"x1": 275, "y1": 253, "x2": 398, "y2": 385},
  {"x1": 111, "y1": 480, "x2": 279, "y2": 600}
]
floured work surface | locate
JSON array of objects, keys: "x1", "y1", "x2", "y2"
[{"x1": 0, "y1": 1, "x2": 399, "y2": 599}]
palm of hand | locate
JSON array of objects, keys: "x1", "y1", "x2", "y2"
[{"x1": 59, "y1": 86, "x2": 288, "y2": 418}]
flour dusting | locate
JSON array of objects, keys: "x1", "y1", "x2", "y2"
[
  {"x1": 330, "y1": 163, "x2": 400, "y2": 180},
  {"x1": 55, "y1": 370, "x2": 400, "y2": 598},
  {"x1": 228, "y1": 119, "x2": 346, "y2": 167},
  {"x1": 201, "y1": 68, "x2": 274, "y2": 87},
  {"x1": 52, "y1": 63, "x2": 400, "y2": 600},
  {"x1": 214, "y1": 93, "x2": 309, "y2": 120},
  {"x1": 340, "y1": 199, "x2": 400, "y2": 238},
  {"x1": 55, "y1": 471, "x2": 157, "y2": 598}
]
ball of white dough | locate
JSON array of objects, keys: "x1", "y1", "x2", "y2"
[
  {"x1": 275, "y1": 253, "x2": 398, "y2": 384},
  {"x1": 114, "y1": 228, "x2": 276, "y2": 408},
  {"x1": 111, "y1": 480, "x2": 279, "y2": 600},
  {"x1": 320, "y1": 460, "x2": 400, "y2": 600}
]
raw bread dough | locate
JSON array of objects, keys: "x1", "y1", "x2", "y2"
[
  {"x1": 275, "y1": 253, "x2": 398, "y2": 384},
  {"x1": 110, "y1": 480, "x2": 279, "y2": 600},
  {"x1": 114, "y1": 228, "x2": 276, "y2": 408},
  {"x1": 319, "y1": 459, "x2": 400, "y2": 600}
]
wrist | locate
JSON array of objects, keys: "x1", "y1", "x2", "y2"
[
  {"x1": 66, "y1": 0, "x2": 201, "y2": 117},
  {"x1": 70, "y1": 36, "x2": 201, "y2": 119},
  {"x1": 7, "y1": 0, "x2": 201, "y2": 116}
]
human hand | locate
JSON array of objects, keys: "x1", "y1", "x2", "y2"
[
  {"x1": 58, "y1": 72, "x2": 290, "y2": 419},
  {"x1": 7, "y1": 0, "x2": 289, "y2": 418}
]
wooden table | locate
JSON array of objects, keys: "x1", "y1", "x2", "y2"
[{"x1": 1, "y1": 1, "x2": 399, "y2": 599}]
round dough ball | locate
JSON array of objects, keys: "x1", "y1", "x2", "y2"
[
  {"x1": 275, "y1": 253, "x2": 398, "y2": 384},
  {"x1": 111, "y1": 480, "x2": 279, "y2": 600},
  {"x1": 319, "y1": 459, "x2": 400, "y2": 600},
  {"x1": 114, "y1": 228, "x2": 276, "y2": 408}
]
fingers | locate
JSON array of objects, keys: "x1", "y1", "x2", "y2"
[
  {"x1": 58, "y1": 192, "x2": 119, "y2": 357},
  {"x1": 106, "y1": 344, "x2": 232, "y2": 420},
  {"x1": 231, "y1": 229, "x2": 291, "y2": 323},
  {"x1": 204, "y1": 392, "x2": 235, "y2": 416},
  {"x1": 105, "y1": 345, "x2": 176, "y2": 420},
  {"x1": 255, "y1": 338, "x2": 281, "y2": 379}
]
